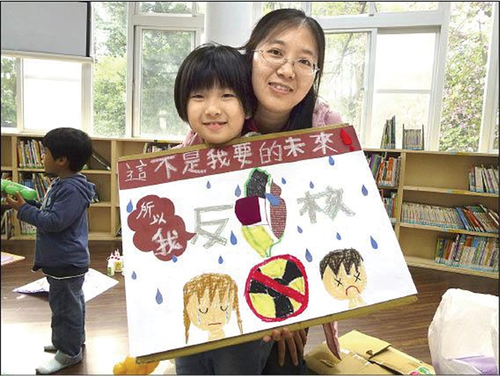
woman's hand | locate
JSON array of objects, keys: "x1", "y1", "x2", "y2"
[
  {"x1": 263, "y1": 327, "x2": 307, "y2": 366},
  {"x1": 6, "y1": 191, "x2": 26, "y2": 211}
]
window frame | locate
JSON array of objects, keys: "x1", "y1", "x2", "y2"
[
  {"x1": 126, "y1": 2, "x2": 203, "y2": 139},
  {"x1": 0, "y1": 50, "x2": 93, "y2": 135}
]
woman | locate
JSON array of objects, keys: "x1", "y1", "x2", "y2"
[{"x1": 176, "y1": 8, "x2": 342, "y2": 375}]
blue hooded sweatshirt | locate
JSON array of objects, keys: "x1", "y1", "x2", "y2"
[{"x1": 17, "y1": 173, "x2": 95, "y2": 277}]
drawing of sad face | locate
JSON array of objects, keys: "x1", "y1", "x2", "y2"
[
  {"x1": 320, "y1": 248, "x2": 367, "y2": 309},
  {"x1": 186, "y1": 288, "x2": 232, "y2": 340},
  {"x1": 182, "y1": 273, "x2": 243, "y2": 344}
]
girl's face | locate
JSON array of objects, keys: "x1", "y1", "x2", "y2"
[
  {"x1": 187, "y1": 288, "x2": 232, "y2": 334},
  {"x1": 252, "y1": 26, "x2": 318, "y2": 127},
  {"x1": 187, "y1": 85, "x2": 248, "y2": 145}
]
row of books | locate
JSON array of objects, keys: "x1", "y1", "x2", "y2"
[
  {"x1": 402, "y1": 124, "x2": 424, "y2": 150},
  {"x1": 381, "y1": 192, "x2": 397, "y2": 223},
  {"x1": 17, "y1": 139, "x2": 45, "y2": 168},
  {"x1": 143, "y1": 141, "x2": 176, "y2": 153},
  {"x1": 435, "y1": 235, "x2": 498, "y2": 273},
  {"x1": 468, "y1": 165, "x2": 499, "y2": 194},
  {"x1": 366, "y1": 154, "x2": 401, "y2": 188},
  {"x1": 1, "y1": 208, "x2": 14, "y2": 239},
  {"x1": 401, "y1": 202, "x2": 498, "y2": 233},
  {"x1": 20, "y1": 220, "x2": 36, "y2": 235},
  {"x1": 380, "y1": 115, "x2": 396, "y2": 149},
  {"x1": 19, "y1": 173, "x2": 52, "y2": 202}
]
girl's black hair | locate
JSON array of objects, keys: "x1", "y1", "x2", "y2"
[
  {"x1": 240, "y1": 8, "x2": 326, "y2": 130},
  {"x1": 42, "y1": 127, "x2": 93, "y2": 172},
  {"x1": 174, "y1": 43, "x2": 253, "y2": 122}
]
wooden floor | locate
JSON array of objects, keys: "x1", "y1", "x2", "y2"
[{"x1": 1, "y1": 240, "x2": 498, "y2": 375}]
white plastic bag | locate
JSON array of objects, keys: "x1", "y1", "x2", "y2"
[{"x1": 428, "y1": 288, "x2": 499, "y2": 374}]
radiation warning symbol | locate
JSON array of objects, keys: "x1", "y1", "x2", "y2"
[{"x1": 245, "y1": 255, "x2": 309, "y2": 322}]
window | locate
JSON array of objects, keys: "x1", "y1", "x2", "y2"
[
  {"x1": 373, "y1": 2, "x2": 438, "y2": 13},
  {"x1": 440, "y1": 2, "x2": 494, "y2": 152},
  {"x1": 129, "y1": 2, "x2": 203, "y2": 139},
  {"x1": 138, "y1": 2, "x2": 193, "y2": 14},
  {"x1": 138, "y1": 29, "x2": 195, "y2": 138},
  {"x1": 312, "y1": 2, "x2": 368, "y2": 17},
  {"x1": 24, "y1": 59, "x2": 83, "y2": 132},
  {"x1": 320, "y1": 32, "x2": 368, "y2": 137},
  {"x1": 93, "y1": 2, "x2": 128, "y2": 137},
  {"x1": 370, "y1": 32, "x2": 436, "y2": 149},
  {"x1": 1, "y1": 56, "x2": 17, "y2": 128}
]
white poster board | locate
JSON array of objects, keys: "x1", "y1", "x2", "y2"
[{"x1": 117, "y1": 124, "x2": 417, "y2": 361}]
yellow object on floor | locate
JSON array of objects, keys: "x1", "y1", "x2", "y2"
[
  {"x1": 305, "y1": 330, "x2": 435, "y2": 375},
  {"x1": 113, "y1": 356, "x2": 159, "y2": 375}
]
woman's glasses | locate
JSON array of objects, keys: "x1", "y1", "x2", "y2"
[{"x1": 254, "y1": 49, "x2": 320, "y2": 77}]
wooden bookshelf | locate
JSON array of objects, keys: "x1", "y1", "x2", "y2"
[
  {"x1": 1, "y1": 132, "x2": 179, "y2": 242},
  {"x1": 365, "y1": 148, "x2": 498, "y2": 279}
]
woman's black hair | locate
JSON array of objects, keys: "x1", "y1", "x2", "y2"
[
  {"x1": 174, "y1": 43, "x2": 253, "y2": 122},
  {"x1": 241, "y1": 8, "x2": 326, "y2": 130},
  {"x1": 42, "y1": 127, "x2": 93, "y2": 172}
]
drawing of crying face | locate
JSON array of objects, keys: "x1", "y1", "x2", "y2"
[
  {"x1": 320, "y1": 249, "x2": 367, "y2": 308},
  {"x1": 322, "y1": 262, "x2": 367, "y2": 301},
  {"x1": 186, "y1": 289, "x2": 233, "y2": 339}
]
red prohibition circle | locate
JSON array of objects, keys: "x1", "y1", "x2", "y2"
[{"x1": 245, "y1": 254, "x2": 309, "y2": 322}]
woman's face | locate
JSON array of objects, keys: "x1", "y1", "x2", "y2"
[{"x1": 252, "y1": 26, "x2": 318, "y2": 122}]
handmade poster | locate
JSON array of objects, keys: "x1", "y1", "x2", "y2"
[{"x1": 117, "y1": 124, "x2": 417, "y2": 361}]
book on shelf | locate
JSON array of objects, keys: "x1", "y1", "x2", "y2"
[
  {"x1": 401, "y1": 202, "x2": 498, "y2": 233},
  {"x1": 366, "y1": 153, "x2": 400, "y2": 188},
  {"x1": 143, "y1": 141, "x2": 178, "y2": 153},
  {"x1": 402, "y1": 124, "x2": 424, "y2": 150},
  {"x1": 1, "y1": 208, "x2": 14, "y2": 239},
  {"x1": 89, "y1": 150, "x2": 111, "y2": 171},
  {"x1": 435, "y1": 235, "x2": 498, "y2": 273},
  {"x1": 469, "y1": 165, "x2": 499, "y2": 194},
  {"x1": 380, "y1": 115, "x2": 396, "y2": 149},
  {"x1": 17, "y1": 139, "x2": 44, "y2": 169}
]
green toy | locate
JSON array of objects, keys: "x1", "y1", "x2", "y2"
[{"x1": 1, "y1": 179, "x2": 38, "y2": 200}]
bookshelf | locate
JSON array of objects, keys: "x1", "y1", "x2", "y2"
[
  {"x1": 365, "y1": 148, "x2": 498, "y2": 279},
  {"x1": 1, "y1": 133, "x2": 179, "y2": 242}
]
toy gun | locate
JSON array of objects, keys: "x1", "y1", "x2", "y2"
[{"x1": 1, "y1": 179, "x2": 38, "y2": 200}]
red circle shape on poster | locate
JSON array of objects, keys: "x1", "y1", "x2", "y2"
[{"x1": 245, "y1": 254, "x2": 309, "y2": 322}]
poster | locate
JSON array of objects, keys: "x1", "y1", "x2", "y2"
[{"x1": 117, "y1": 124, "x2": 417, "y2": 360}]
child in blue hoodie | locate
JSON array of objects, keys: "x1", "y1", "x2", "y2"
[{"x1": 7, "y1": 127, "x2": 95, "y2": 375}]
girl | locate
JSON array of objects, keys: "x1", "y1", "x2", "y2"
[
  {"x1": 174, "y1": 43, "x2": 253, "y2": 146},
  {"x1": 176, "y1": 9, "x2": 343, "y2": 375}
]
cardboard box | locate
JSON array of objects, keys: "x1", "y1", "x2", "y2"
[{"x1": 305, "y1": 330, "x2": 435, "y2": 375}]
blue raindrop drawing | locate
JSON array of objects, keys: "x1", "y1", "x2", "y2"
[
  {"x1": 309, "y1": 181, "x2": 314, "y2": 189},
  {"x1": 218, "y1": 256, "x2": 224, "y2": 264},
  {"x1": 336, "y1": 232, "x2": 342, "y2": 240},
  {"x1": 328, "y1": 156, "x2": 335, "y2": 166},
  {"x1": 361, "y1": 185, "x2": 368, "y2": 196},
  {"x1": 172, "y1": 255, "x2": 178, "y2": 263},
  {"x1": 297, "y1": 226, "x2": 303, "y2": 234},
  {"x1": 131, "y1": 271, "x2": 137, "y2": 280},
  {"x1": 235, "y1": 185, "x2": 241, "y2": 197},
  {"x1": 230, "y1": 231, "x2": 238, "y2": 245},
  {"x1": 370, "y1": 236, "x2": 379, "y2": 249},
  {"x1": 305, "y1": 249, "x2": 313, "y2": 262},
  {"x1": 265, "y1": 193, "x2": 280, "y2": 206},
  {"x1": 281, "y1": 177, "x2": 287, "y2": 184},
  {"x1": 155, "y1": 289, "x2": 163, "y2": 304},
  {"x1": 206, "y1": 181, "x2": 211, "y2": 189},
  {"x1": 126, "y1": 200, "x2": 133, "y2": 213}
]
